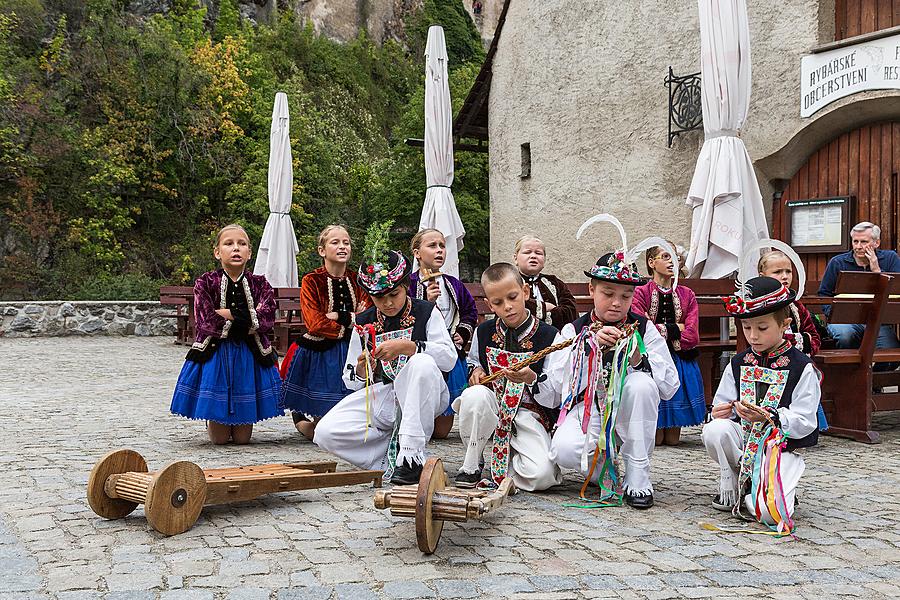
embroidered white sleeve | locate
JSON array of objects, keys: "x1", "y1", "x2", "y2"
[
  {"x1": 423, "y1": 307, "x2": 459, "y2": 372},
  {"x1": 466, "y1": 328, "x2": 481, "y2": 371},
  {"x1": 711, "y1": 365, "x2": 737, "y2": 411},
  {"x1": 641, "y1": 322, "x2": 678, "y2": 400},
  {"x1": 534, "y1": 333, "x2": 567, "y2": 408}
]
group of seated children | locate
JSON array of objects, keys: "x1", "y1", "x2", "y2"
[{"x1": 170, "y1": 218, "x2": 821, "y2": 530}]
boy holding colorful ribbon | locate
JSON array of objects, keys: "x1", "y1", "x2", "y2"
[
  {"x1": 313, "y1": 224, "x2": 457, "y2": 485},
  {"x1": 703, "y1": 274, "x2": 820, "y2": 535}
]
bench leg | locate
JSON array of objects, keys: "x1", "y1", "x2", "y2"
[{"x1": 820, "y1": 364, "x2": 880, "y2": 444}]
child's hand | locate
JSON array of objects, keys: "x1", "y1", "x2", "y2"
[
  {"x1": 426, "y1": 280, "x2": 441, "y2": 302},
  {"x1": 544, "y1": 302, "x2": 556, "y2": 311},
  {"x1": 594, "y1": 326, "x2": 622, "y2": 346},
  {"x1": 452, "y1": 332, "x2": 464, "y2": 349},
  {"x1": 325, "y1": 312, "x2": 339, "y2": 321},
  {"x1": 356, "y1": 301, "x2": 368, "y2": 313},
  {"x1": 215, "y1": 308, "x2": 234, "y2": 320},
  {"x1": 355, "y1": 351, "x2": 375, "y2": 379},
  {"x1": 372, "y1": 339, "x2": 416, "y2": 361},
  {"x1": 678, "y1": 323, "x2": 686, "y2": 332},
  {"x1": 469, "y1": 367, "x2": 486, "y2": 386},
  {"x1": 735, "y1": 401, "x2": 769, "y2": 423},
  {"x1": 711, "y1": 402, "x2": 735, "y2": 419},
  {"x1": 504, "y1": 366, "x2": 537, "y2": 385}
]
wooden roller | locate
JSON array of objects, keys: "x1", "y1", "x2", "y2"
[
  {"x1": 373, "y1": 457, "x2": 515, "y2": 554},
  {"x1": 88, "y1": 449, "x2": 382, "y2": 535}
]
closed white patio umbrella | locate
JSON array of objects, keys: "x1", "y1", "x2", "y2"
[
  {"x1": 254, "y1": 91, "x2": 299, "y2": 288},
  {"x1": 684, "y1": 0, "x2": 768, "y2": 279},
  {"x1": 418, "y1": 25, "x2": 466, "y2": 279}
]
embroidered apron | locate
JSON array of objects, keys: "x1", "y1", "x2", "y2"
[{"x1": 480, "y1": 346, "x2": 531, "y2": 489}]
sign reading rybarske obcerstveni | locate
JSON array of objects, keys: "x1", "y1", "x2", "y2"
[{"x1": 801, "y1": 33, "x2": 900, "y2": 117}]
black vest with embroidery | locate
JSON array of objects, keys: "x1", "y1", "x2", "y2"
[
  {"x1": 729, "y1": 346, "x2": 818, "y2": 451},
  {"x1": 355, "y1": 298, "x2": 434, "y2": 341},
  {"x1": 475, "y1": 316, "x2": 558, "y2": 376}
]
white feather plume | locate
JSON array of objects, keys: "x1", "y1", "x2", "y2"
[
  {"x1": 627, "y1": 236, "x2": 680, "y2": 291},
  {"x1": 575, "y1": 213, "x2": 628, "y2": 252},
  {"x1": 740, "y1": 238, "x2": 806, "y2": 299}
]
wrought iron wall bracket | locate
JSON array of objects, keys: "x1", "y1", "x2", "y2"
[{"x1": 666, "y1": 67, "x2": 702, "y2": 147}]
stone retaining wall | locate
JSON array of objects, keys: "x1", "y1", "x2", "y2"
[{"x1": 0, "y1": 301, "x2": 177, "y2": 337}]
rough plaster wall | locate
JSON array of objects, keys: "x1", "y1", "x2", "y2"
[{"x1": 488, "y1": 0, "x2": 823, "y2": 281}]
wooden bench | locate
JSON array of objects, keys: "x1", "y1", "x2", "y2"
[
  {"x1": 273, "y1": 287, "x2": 305, "y2": 355},
  {"x1": 814, "y1": 271, "x2": 900, "y2": 444},
  {"x1": 159, "y1": 286, "x2": 194, "y2": 345}
]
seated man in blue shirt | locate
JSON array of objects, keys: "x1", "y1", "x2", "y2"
[{"x1": 818, "y1": 221, "x2": 900, "y2": 368}]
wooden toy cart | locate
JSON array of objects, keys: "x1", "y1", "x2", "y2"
[
  {"x1": 87, "y1": 449, "x2": 382, "y2": 535},
  {"x1": 373, "y1": 457, "x2": 515, "y2": 554}
]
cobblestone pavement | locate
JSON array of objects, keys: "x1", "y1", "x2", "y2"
[{"x1": 1, "y1": 337, "x2": 899, "y2": 600}]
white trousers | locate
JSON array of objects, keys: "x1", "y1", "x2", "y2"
[
  {"x1": 549, "y1": 371, "x2": 660, "y2": 493},
  {"x1": 314, "y1": 353, "x2": 448, "y2": 470},
  {"x1": 701, "y1": 418, "x2": 805, "y2": 525},
  {"x1": 452, "y1": 385, "x2": 561, "y2": 492}
]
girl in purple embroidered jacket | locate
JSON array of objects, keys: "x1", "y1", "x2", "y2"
[{"x1": 170, "y1": 224, "x2": 283, "y2": 444}]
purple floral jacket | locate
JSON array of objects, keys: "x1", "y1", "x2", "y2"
[{"x1": 192, "y1": 269, "x2": 277, "y2": 360}]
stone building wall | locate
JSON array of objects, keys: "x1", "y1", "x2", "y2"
[
  {"x1": 0, "y1": 302, "x2": 176, "y2": 338},
  {"x1": 486, "y1": 0, "x2": 836, "y2": 280}
]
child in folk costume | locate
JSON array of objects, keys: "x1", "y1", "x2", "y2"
[
  {"x1": 409, "y1": 228, "x2": 478, "y2": 439},
  {"x1": 704, "y1": 273, "x2": 819, "y2": 534},
  {"x1": 171, "y1": 224, "x2": 282, "y2": 444},
  {"x1": 314, "y1": 225, "x2": 457, "y2": 485},
  {"x1": 453, "y1": 262, "x2": 566, "y2": 491},
  {"x1": 514, "y1": 235, "x2": 578, "y2": 329},
  {"x1": 280, "y1": 225, "x2": 370, "y2": 439},
  {"x1": 549, "y1": 215, "x2": 678, "y2": 509},
  {"x1": 757, "y1": 244, "x2": 828, "y2": 431},
  {"x1": 633, "y1": 244, "x2": 705, "y2": 446}
]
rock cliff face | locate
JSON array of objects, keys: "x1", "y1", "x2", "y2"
[{"x1": 127, "y1": 0, "x2": 502, "y2": 45}]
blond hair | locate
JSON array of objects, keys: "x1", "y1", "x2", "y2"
[
  {"x1": 214, "y1": 224, "x2": 250, "y2": 247},
  {"x1": 317, "y1": 224, "x2": 350, "y2": 249},
  {"x1": 513, "y1": 235, "x2": 545, "y2": 257},
  {"x1": 758, "y1": 250, "x2": 790, "y2": 275},
  {"x1": 410, "y1": 228, "x2": 444, "y2": 252}
]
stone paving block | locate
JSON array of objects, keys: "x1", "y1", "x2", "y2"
[
  {"x1": 159, "y1": 592, "x2": 215, "y2": 600},
  {"x1": 383, "y1": 581, "x2": 436, "y2": 599},
  {"x1": 528, "y1": 575, "x2": 580, "y2": 592},
  {"x1": 475, "y1": 576, "x2": 533, "y2": 595},
  {"x1": 226, "y1": 588, "x2": 272, "y2": 600},
  {"x1": 333, "y1": 583, "x2": 378, "y2": 600},
  {"x1": 275, "y1": 588, "x2": 332, "y2": 600},
  {"x1": 432, "y1": 579, "x2": 478, "y2": 599}
]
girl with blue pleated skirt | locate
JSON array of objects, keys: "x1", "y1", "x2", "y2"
[
  {"x1": 632, "y1": 244, "x2": 706, "y2": 446},
  {"x1": 171, "y1": 224, "x2": 283, "y2": 444},
  {"x1": 280, "y1": 225, "x2": 371, "y2": 440},
  {"x1": 409, "y1": 229, "x2": 478, "y2": 439}
]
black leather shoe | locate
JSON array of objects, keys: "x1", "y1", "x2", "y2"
[
  {"x1": 624, "y1": 490, "x2": 654, "y2": 509},
  {"x1": 390, "y1": 459, "x2": 423, "y2": 485},
  {"x1": 454, "y1": 469, "x2": 481, "y2": 488}
]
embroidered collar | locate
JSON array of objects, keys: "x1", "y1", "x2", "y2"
[
  {"x1": 492, "y1": 311, "x2": 538, "y2": 350},
  {"x1": 221, "y1": 269, "x2": 245, "y2": 285},
  {"x1": 375, "y1": 298, "x2": 414, "y2": 333}
]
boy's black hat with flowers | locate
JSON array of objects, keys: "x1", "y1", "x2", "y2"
[
  {"x1": 723, "y1": 276, "x2": 796, "y2": 319},
  {"x1": 357, "y1": 220, "x2": 411, "y2": 296},
  {"x1": 585, "y1": 251, "x2": 646, "y2": 286}
]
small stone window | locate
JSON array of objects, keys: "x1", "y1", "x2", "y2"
[{"x1": 520, "y1": 143, "x2": 531, "y2": 179}]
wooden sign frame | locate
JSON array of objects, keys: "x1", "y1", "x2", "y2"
[{"x1": 782, "y1": 196, "x2": 854, "y2": 254}]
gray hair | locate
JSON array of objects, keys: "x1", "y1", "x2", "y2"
[{"x1": 851, "y1": 221, "x2": 881, "y2": 241}]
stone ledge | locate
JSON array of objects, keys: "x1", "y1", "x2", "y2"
[{"x1": 0, "y1": 301, "x2": 177, "y2": 337}]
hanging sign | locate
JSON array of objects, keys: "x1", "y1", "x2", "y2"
[{"x1": 800, "y1": 33, "x2": 900, "y2": 118}]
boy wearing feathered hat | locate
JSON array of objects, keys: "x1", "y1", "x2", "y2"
[
  {"x1": 314, "y1": 224, "x2": 458, "y2": 485},
  {"x1": 703, "y1": 275, "x2": 819, "y2": 532},
  {"x1": 549, "y1": 249, "x2": 678, "y2": 509}
]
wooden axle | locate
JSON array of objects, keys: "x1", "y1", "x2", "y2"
[
  {"x1": 373, "y1": 457, "x2": 515, "y2": 554},
  {"x1": 88, "y1": 449, "x2": 382, "y2": 536}
]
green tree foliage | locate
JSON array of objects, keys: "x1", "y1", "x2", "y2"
[{"x1": 0, "y1": 0, "x2": 490, "y2": 300}]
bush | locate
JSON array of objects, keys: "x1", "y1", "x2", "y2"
[{"x1": 67, "y1": 273, "x2": 168, "y2": 301}]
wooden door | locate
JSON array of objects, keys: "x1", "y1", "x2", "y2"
[
  {"x1": 834, "y1": 0, "x2": 900, "y2": 40},
  {"x1": 772, "y1": 122, "x2": 900, "y2": 279}
]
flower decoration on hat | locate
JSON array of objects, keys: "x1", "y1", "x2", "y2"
[{"x1": 357, "y1": 220, "x2": 411, "y2": 296}]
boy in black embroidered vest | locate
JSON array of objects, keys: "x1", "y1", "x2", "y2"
[
  {"x1": 452, "y1": 262, "x2": 566, "y2": 491},
  {"x1": 549, "y1": 252, "x2": 678, "y2": 509},
  {"x1": 313, "y1": 248, "x2": 458, "y2": 485},
  {"x1": 703, "y1": 276, "x2": 819, "y2": 527}
]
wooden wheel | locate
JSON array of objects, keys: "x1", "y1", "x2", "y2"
[
  {"x1": 144, "y1": 461, "x2": 207, "y2": 536},
  {"x1": 414, "y1": 457, "x2": 446, "y2": 554},
  {"x1": 87, "y1": 449, "x2": 147, "y2": 520}
]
